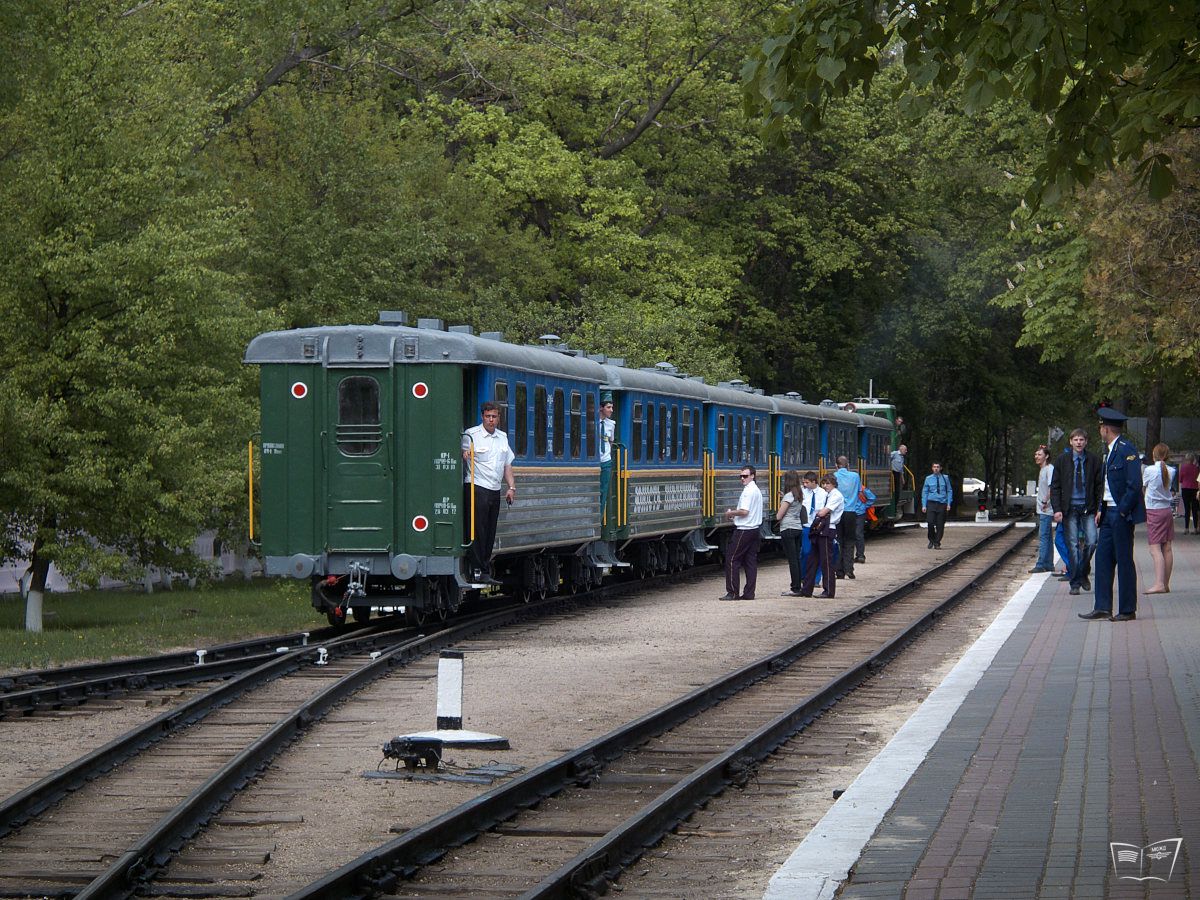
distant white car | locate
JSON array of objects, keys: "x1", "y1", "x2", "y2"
[{"x1": 962, "y1": 477, "x2": 986, "y2": 496}]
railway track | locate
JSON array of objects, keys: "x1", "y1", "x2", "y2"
[
  {"x1": 289, "y1": 524, "x2": 1031, "y2": 899},
  {"x1": 0, "y1": 565, "x2": 713, "y2": 899}
]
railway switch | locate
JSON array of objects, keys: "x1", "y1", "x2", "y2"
[{"x1": 382, "y1": 736, "x2": 444, "y2": 772}]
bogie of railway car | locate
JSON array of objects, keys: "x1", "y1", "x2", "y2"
[{"x1": 244, "y1": 314, "x2": 911, "y2": 621}]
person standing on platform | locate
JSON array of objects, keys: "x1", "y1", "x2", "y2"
[
  {"x1": 775, "y1": 470, "x2": 807, "y2": 596},
  {"x1": 833, "y1": 456, "x2": 862, "y2": 580},
  {"x1": 1050, "y1": 428, "x2": 1104, "y2": 596},
  {"x1": 800, "y1": 471, "x2": 825, "y2": 591},
  {"x1": 462, "y1": 401, "x2": 516, "y2": 584},
  {"x1": 1080, "y1": 407, "x2": 1145, "y2": 621},
  {"x1": 921, "y1": 462, "x2": 953, "y2": 549},
  {"x1": 598, "y1": 395, "x2": 616, "y2": 526},
  {"x1": 720, "y1": 466, "x2": 763, "y2": 601},
  {"x1": 1143, "y1": 443, "x2": 1177, "y2": 594},
  {"x1": 1031, "y1": 445, "x2": 1056, "y2": 573},
  {"x1": 890, "y1": 444, "x2": 907, "y2": 498},
  {"x1": 801, "y1": 473, "x2": 844, "y2": 598},
  {"x1": 1180, "y1": 452, "x2": 1199, "y2": 534}
]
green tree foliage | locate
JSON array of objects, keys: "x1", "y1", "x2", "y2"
[
  {"x1": 744, "y1": 0, "x2": 1200, "y2": 202},
  {"x1": 0, "y1": 2, "x2": 262, "y2": 625}
]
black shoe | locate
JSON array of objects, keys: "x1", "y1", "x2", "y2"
[
  {"x1": 1054, "y1": 573, "x2": 1070, "y2": 579},
  {"x1": 927, "y1": 541, "x2": 934, "y2": 549},
  {"x1": 1029, "y1": 567, "x2": 1051, "y2": 574},
  {"x1": 719, "y1": 593, "x2": 738, "y2": 601},
  {"x1": 1069, "y1": 586, "x2": 1081, "y2": 595},
  {"x1": 835, "y1": 573, "x2": 845, "y2": 579},
  {"x1": 1078, "y1": 610, "x2": 1109, "y2": 620},
  {"x1": 818, "y1": 592, "x2": 834, "y2": 598},
  {"x1": 935, "y1": 542, "x2": 942, "y2": 549},
  {"x1": 847, "y1": 573, "x2": 855, "y2": 580},
  {"x1": 855, "y1": 556, "x2": 866, "y2": 563},
  {"x1": 1082, "y1": 578, "x2": 1091, "y2": 591},
  {"x1": 1111, "y1": 612, "x2": 1137, "y2": 621}
]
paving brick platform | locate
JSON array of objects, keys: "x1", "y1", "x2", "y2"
[{"x1": 768, "y1": 527, "x2": 1200, "y2": 899}]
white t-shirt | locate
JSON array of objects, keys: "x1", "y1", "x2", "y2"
[
  {"x1": 734, "y1": 481, "x2": 763, "y2": 529},
  {"x1": 462, "y1": 425, "x2": 515, "y2": 491},
  {"x1": 801, "y1": 486, "x2": 827, "y2": 528},
  {"x1": 1037, "y1": 464, "x2": 1054, "y2": 515},
  {"x1": 600, "y1": 417, "x2": 616, "y2": 464},
  {"x1": 779, "y1": 491, "x2": 806, "y2": 531},
  {"x1": 1143, "y1": 462, "x2": 1177, "y2": 510},
  {"x1": 820, "y1": 487, "x2": 845, "y2": 526}
]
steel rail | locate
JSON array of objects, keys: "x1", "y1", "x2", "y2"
[
  {"x1": 70, "y1": 595, "x2": 585, "y2": 900},
  {"x1": 0, "y1": 621, "x2": 416, "y2": 840},
  {"x1": 288, "y1": 524, "x2": 1026, "y2": 899}
]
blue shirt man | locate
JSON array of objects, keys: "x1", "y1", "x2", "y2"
[
  {"x1": 833, "y1": 456, "x2": 862, "y2": 579},
  {"x1": 921, "y1": 462, "x2": 953, "y2": 549}
]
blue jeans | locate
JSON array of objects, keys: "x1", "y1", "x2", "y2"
[
  {"x1": 1036, "y1": 514, "x2": 1054, "y2": 569},
  {"x1": 1054, "y1": 523, "x2": 1071, "y2": 578},
  {"x1": 1064, "y1": 506, "x2": 1097, "y2": 588}
]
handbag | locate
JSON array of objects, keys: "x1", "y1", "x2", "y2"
[{"x1": 810, "y1": 514, "x2": 828, "y2": 536}]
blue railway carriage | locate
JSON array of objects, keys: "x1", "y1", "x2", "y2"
[{"x1": 598, "y1": 365, "x2": 714, "y2": 574}]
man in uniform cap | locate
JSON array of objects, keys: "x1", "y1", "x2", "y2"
[
  {"x1": 599, "y1": 393, "x2": 616, "y2": 525},
  {"x1": 1079, "y1": 406, "x2": 1146, "y2": 622}
]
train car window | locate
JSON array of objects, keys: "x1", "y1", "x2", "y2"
[
  {"x1": 570, "y1": 391, "x2": 582, "y2": 458},
  {"x1": 633, "y1": 401, "x2": 644, "y2": 462},
  {"x1": 552, "y1": 387, "x2": 565, "y2": 458},
  {"x1": 692, "y1": 406, "x2": 701, "y2": 460},
  {"x1": 754, "y1": 418, "x2": 763, "y2": 464},
  {"x1": 717, "y1": 413, "x2": 726, "y2": 463},
  {"x1": 534, "y1": 385, "x2": 548, "y2": 457},
  {"x1": 660, "y1": 404, "x2": 669, "y2": 461},
  {"x1": 336, "y1": 376, "x2": 381, "y2": 456},
  {"x1": 515, "y1": 382, "x2": 528, "y2": 457},
  {"x1": 493, "y1": 380, "x2": 509, "y2": 433},
  {"x1": 681, "y1": 407, "x2": 691, "y2": 462},
  {"x1": 727, "y1": 414, "x2": 735, "y2": 463},
  {"x1": 740, "y1": 416, "x2": 749, "y2": 463},
  {"x1": 585, "y1": 393, "x2": 596, "y2": 457},
  {"x1": 646, "y1": 402, "x2": 656, "y2": 463}
]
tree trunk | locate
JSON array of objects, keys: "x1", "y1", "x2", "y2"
[
  {"x1": 25, "y1": 538, "x2": 51, "y2": 633},
  {"x1": 1145, "y1": 378, "x2": 1163, "y2": 450}
]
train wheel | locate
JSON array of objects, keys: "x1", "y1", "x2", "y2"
[
  {"x1": 518, "y1": 587, "x2": 534, "y2": 604},
  {"x1": 404, "y1": 603, "x2": 428, "y2": 627},
  {"x1": 440, "y1": 577, "x2": 462, "y2": 616}
]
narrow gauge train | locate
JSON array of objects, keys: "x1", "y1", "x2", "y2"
[{"x1": 244, "y1": 313, "x2": 907, "y2": 625}]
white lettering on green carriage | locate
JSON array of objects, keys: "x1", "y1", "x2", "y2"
[
  {"x1": 434, "y1": 452, "x2": 457, "y2": 471},
  {"x1": 263, "y1": 442, "x2": 285, "y2": 455},
  {"x1": 434, "y1": 497, "x2": 458, "y2": 515}
]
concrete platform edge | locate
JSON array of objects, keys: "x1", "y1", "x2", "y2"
[{"x1": 763, "y1": 571, "x2": 1051, "y2": 900}]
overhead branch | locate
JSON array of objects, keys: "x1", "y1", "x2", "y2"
[
  {"x1": 201, "y1": 1, "x2": 420, "y2": 147},
  {"x1": 598, "y1": 33, "x2": 730, "y2": 159}
]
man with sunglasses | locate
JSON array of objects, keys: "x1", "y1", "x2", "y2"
[{"x1": 720, "y1": 466, "x2": 763, "y2": 601}]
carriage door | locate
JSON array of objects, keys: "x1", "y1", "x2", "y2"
[{"x1": 326, "y1": 370, "x2": 393, "y2": 551}]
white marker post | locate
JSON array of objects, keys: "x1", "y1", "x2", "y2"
[{"x1": 395, "y1": 649, "x2": 509, "y2": 750}]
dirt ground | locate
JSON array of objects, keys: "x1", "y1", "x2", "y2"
[{"x1": 0, "y1": 522, "x2": 1035, "y2": 896}]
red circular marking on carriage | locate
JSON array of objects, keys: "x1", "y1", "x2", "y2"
[
  {"x1": 412, "y1": 382, "x2": 429, "y2": 399},
  {"x1": 411, "y1": 515, "x2": 429, "y2": 532},
  {"x1": 291, "y1": 382, "x2": 308, "y2": 399}
]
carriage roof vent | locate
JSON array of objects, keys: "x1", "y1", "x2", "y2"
[
  {"x1": 655, "y1": 362, "x2": 678, "y2": 373},
  {"x1": 417, "y1": 318, "x2": 445, "y2": 330},
  {"x1": 378, "y1": 310, "x2": 409, "y2": 326},
  {"x1": 538, "y1": 334, "x2": 561, "y2": 345},
  {"x1": 775, "y1": 391, "x2": 807, "y2": 402},
  {"x1": 820, "y1": 399, "x2": 840, "y2": 408},
  {"x1": 449, "y1": 324, "x2": 474, "y2": 335},
  {"x1": 718, "y1": 379, "x2": 752, "y2": 393},
  {"x1": 481, "y1": 331, "x2": 505, "y2": 342}
]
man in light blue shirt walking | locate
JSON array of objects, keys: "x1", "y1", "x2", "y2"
[
  {"x1": 921, "y1": 461, "x2": 953, "y2": 549},
  {"x1": 834, "y1": 456, "x2": 863, "y2": 579}
]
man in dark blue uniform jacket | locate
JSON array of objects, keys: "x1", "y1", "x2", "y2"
[{"x1": 1079, "y1": 407, "x2": 1146, "y2": 622}]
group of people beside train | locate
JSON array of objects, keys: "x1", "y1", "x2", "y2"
[{"x1": 1030, "y1": 405, "x2": 1189, "y2": 623}]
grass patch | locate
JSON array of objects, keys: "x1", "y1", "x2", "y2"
[{"x1": 0, "y1": 578, "x2": 318, "y2": 671}]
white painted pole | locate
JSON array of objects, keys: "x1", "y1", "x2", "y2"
[{"x1": 436, "y1": 650, "x2": 465, "y2": 731}]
